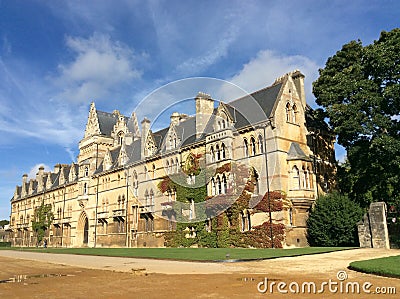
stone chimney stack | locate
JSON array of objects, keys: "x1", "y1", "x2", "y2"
[
  {"x1": 291, "y1": 70, "x2": 306, "y2": 107},
  {"x1": 141, "y1": 117, "x2": 151, "y2": 158},
  {"x1": 21, "y1": 174, "x2": 28, "y2": 197},
  {"x1": 195, "y1": 92, "x2": 214, "y2": 139},
  {"x1": 170, "y1": 112, "x2": 180, "y2": 126},
  {"x1": 46, "y1": 172, "x2": 53, "y2": 190},
  {"x1": 54, "y1": 163, "x2": 61, "y2": 174},
  {"x1": 37, "y1": 166, "x2": 45, "y2": 192}
]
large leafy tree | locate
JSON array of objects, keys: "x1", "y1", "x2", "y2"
[{"x1": 313, "y1": 28, "x2": 400, "y2": 208}]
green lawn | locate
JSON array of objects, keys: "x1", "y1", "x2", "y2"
[
  {"x1": 2, "y1": 246, "x2": 354, "y2": 261},
  {"x1": 349, "y1": 255, "x2": 400, "y2": 278}
]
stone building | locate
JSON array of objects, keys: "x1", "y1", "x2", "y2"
[{"x1": 9, "y1": 70, "x2": 336, "y2": 248}]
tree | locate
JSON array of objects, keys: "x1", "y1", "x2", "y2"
[
  {"x1": 313, "y1": 28, "x2": 400, "y2": 208},
  {"x1": 307, "y1": 193, "x2": 363, "y2": 246},
  {"x1": 0, "y1": 219, "x2": 9, "y2": 228},
  {"x1": 32, "y1": 200, "x2": 54, "y2": 246}
]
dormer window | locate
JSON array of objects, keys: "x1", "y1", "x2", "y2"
[
  {"x1": 145, "y1": 136, "x2": 156, "y2": 156},
  {"x1": 118, "y1": 131, "x2": 124, "y2": 145}
]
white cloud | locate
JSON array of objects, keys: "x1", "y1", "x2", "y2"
[
  {"x1": 55, "y1": 33, "x2": 142, "y2": 103},
  {"x1": 176, "y1": 25, "x2": 238, "y2": 75},
  {"x1": 224, "y1": 50, "x2": 320, "y2": 105}
]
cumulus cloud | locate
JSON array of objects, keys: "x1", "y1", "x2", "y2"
[
  {"x1": 55, "y1": 33, "x2": 143, "y2": 103},
  {"x1": 222, "y1": 50, "x2": 320, "y2": 105}
]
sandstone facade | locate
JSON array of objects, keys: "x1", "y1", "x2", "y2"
[{"x1": 9, "y1": 70, "x2": 336, "y2": 248}]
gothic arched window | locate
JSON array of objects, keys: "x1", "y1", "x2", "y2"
[
  {"x1": 244, "y1": 139, "x2": 249, "y2": 157},
  {"x1": 250, "y1": 137, "x2": 256, "y2": 156},
  {"x1": 292, "y1": 166, "x2": 300, "y2": 190}
]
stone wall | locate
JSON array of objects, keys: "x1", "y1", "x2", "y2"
[{"x1": 358, "y1": 202, "x2": 390, "y2": 249}]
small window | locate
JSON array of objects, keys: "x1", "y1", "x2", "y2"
[
  {"x1": 292, "y1": 166, "x2": 300, "y2": 190},
  {"x1": 244, "y1": 139, "x2": 249, "y2": 157},
  {"x1": 84, "y1": 166, "x2": 89, "y2": 177},
  {"x1": 211, "y1": 178, "x2": 216, "y2": 195},
  {"x1": 258, "y1": 135, "x2": 263, "y2": 153},
  {"x1": 250, "y1": 137, "x2": 256, "y2": 156},
  {"x1": 222, "y1": 174, "x2": 227, "y2": 194},
  {"x1": 118, "y1": 131, "x2": 124, "y2": 145},
  {"x1": 217, "y1": 176, "x2": 222, "y2": 195},
  {"x1": 292, "y1": 104, "x2": 297, "y2": 123},
  {"x1": 175, "y1": 158, "x2": 179, "y2": 173},
  {"x1": 286, "y1": 102, "x2": 291, "y2": 122}
]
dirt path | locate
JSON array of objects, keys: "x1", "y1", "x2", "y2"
[{"x1": 0, "y1": 248, "x2": 399, "y2": 298}]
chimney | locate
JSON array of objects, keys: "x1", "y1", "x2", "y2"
[
  {"x1": 195, "y1": 92, "x2": 214, "y2": 139},
  {"x1": 170, "y1": 112, "x2": 180, "y2": 126},
  {"x1": 22, "y1": 173, "x2": 28, "y2": 185},
  {"x1": 46, "y1": 172, "x2": 53, "y2": 189},
  {"x1": 291, "y1": 70, "x2": 306, "y2": 107},
  {"x1": 54, "y1": 163, "x2": 61, "y2": 173},
  {"x1": 21, "y1": 174, "x2": 28, "y2": 197},
  {"x1": 141, "y1": 117, "x2": 151, "y2": 158},
  {"x1": 28, "y1": 179, "x2": 34, "y2": 195},
  {"x1": 59, "y1": 165, "x2": 65, "y2": 185},
  {"x1": 37, "y1": 166, "x2": 45, "y2": 192}
]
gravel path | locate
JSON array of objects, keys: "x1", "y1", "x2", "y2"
[{"x1": 0, "y1": 248, "x2": 398, "y2": 275}]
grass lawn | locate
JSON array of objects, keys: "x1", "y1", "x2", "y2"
[
  {"x1": 2, "y1": 246, "x2": 354, "y2": 261},
  {"x1": 349, "y1": 255, "x2": 400, "y2": 278}
]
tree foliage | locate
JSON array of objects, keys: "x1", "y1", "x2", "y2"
[
  {"x1": 31, "y1": 200, "x2": 54, "y2": 245},
  {"x1": 313, "y1": 28, "x2": 400, "y2": 207},
  {"x1": 0, "y1": 219, "x2": 9, "y2": 228},
  {"x1": 307, "y1": 193, "x2": 363, "y2": 246}
]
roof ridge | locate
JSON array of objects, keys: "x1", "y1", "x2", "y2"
[{"x1": 228, "y1": 82, "x2": 283, "y2": 105}]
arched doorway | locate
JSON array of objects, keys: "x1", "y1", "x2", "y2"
[{"x1": 77, "y1": 212, "x2": 89, "y2": 246}]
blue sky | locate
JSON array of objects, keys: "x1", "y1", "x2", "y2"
[{"x1": 0, "y1": 0, "x2": 399, "y2": 220}]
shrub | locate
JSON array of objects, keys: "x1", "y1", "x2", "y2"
[
  {"x1": 0, "y1": 242, "x2": 11, "y2": 247},
  {"x1": 307, "y1": 193, "x2": 363, "y2": 246}
]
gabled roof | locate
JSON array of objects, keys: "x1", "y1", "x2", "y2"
[
  {"x1": 97, "y1": 110, "x2": 119, "y2": 136},
  {"x1": 287, "y1": 142, "x2": 311, "y2": 161},
  {"x1": 228, "y1": 82, "x2": 283, "y2": 128}
]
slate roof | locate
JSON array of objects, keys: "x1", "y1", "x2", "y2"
[
  {"x1": 97, "y1": 111, "x2": 119, "y2": 136},
  {"x1": 227, "y1": 82, "x2": 283, "y2": 128},
  {"x1": 287, "y1": 142, "x2": 312, "y2": 161},
  {"x1": 12, "y1": 79, "x2": 286, "y2": 198}
]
